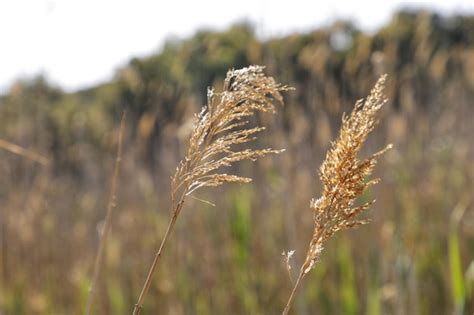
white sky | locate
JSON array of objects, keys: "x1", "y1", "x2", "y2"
[{"x1": 0, "y1": 0, "x2": 473, "y2": 93}]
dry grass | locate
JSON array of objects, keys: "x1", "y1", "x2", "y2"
[
  {"x1": 84, "y1": 112, "x2": 126, "y2": 315},
  {"x1": 0, "y1": 138, "x2": 49, "y2": 166},
  {"x1": 133, "y1": 65, "x2": 291, "y2": 314},
  {"x1": 283, "y1": 75, "x2": 392, "y2": 314}
]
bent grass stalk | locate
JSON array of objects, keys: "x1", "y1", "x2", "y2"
[
  {"x1": 84, "y1": 111, "x2": 126, "y2": 315},
  {"x1": 133, "y1": 66, "x2": 290, "y2": 315},
  {"x1": 0, "y1": 138, "x2": 49, "y2": 165},
  {"x1": 283, "y1": 75, "x2": 392, "y2": 314}
]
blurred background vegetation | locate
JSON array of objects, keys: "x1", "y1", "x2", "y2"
[{"x1": 0, "y1": 9, "x2": 473, "y2": 315}]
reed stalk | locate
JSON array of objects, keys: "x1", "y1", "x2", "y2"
[
  {"x1": 84, "y1": 111, "x2": 126, "y2": 315},
  {"x1": 133, "y1": 66, "x2": 290, "y2": 314}
]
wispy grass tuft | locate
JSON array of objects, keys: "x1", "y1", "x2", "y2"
[{"x1": 283, "y1": 75, "x2": 392, "y2": 315}]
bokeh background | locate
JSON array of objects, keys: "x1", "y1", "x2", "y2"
[{"x1": 0, "y1": 1, "x2": 473, "y2": 314}]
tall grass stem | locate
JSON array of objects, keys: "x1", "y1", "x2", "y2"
[{"x1": 84, "y1": 111, "x2": 126, "y2": 315}]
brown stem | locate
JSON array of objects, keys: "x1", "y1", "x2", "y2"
[
  {"x1": 0, "y1": 138, "x2": 49, "y2": 165},
  {"x1": 84, "y1": 112, "x2": 126, "y2": 315},
  {"x1": 282, "y1": 268, "x2": 305, "y2": 315},
  {"x1": 132, "y1": 199, "x2": 185, "y2": 315}
]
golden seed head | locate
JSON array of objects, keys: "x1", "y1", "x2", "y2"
[
  {"x1": 302, "y1": 75, "x2": 392, "y2": 273},
  {"x1": 172, "y1": 65, "x2": 291, "y2": 204}
]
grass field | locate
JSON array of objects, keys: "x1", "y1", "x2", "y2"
[{"x1": 0, "y1": 10, "x2": 473, "y2": 315}]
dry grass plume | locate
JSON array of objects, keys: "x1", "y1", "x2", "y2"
[
  {"x1": 133, "y1": 65, "x2": 291, "y2": 314},
  {"x1": 283, "y1": 75, "x2": 392, "y2": 314}
]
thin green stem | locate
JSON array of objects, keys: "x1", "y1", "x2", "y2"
[{"x1": 84, "y1": 112, "x2": 126, "y2": 315}]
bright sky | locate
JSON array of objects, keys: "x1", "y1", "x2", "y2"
[{"x1": 0, "y1": 0, "x2": 472, "y2": 93}]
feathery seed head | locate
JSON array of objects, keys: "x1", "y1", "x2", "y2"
[
  {"x1": 132, "y1": 66, "x2": 291, "y2": 314},
  {"x1": 302, "y1": 75, "x2": 391, "y2": 273},
  {"x1": 172, "y1": 65, "x2": 291, "y2": 204}
]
